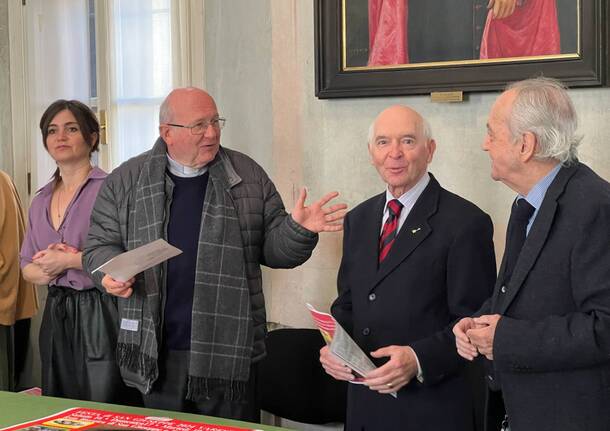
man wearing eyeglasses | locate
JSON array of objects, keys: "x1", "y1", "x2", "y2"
[{"x1": 83, "y1": 87, "x2": 346, "y2": 420}]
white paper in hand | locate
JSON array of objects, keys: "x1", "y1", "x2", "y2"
[{"x1": 93, "y1": 239, "x2": 182, "y2": 282}]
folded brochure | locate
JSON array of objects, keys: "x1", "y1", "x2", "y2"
[{"x1": 306, "y1": 303, "x2": 397, "y2": 397}]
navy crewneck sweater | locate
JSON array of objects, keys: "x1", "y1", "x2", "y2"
[{"x1": 164, "y1": 170, "x2": 209, "y2": 351}]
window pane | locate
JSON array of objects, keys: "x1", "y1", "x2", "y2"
[{"x1": 111, "y1": 0, "x2": 171, "y2": 166}]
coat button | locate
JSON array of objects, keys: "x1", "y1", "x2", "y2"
[
  {"x1": 501, "y1": 285, "x2": 507, "y2": 293},
  {"x1": 362, "y1": 327, "x2": 370, "y2": 336},
  {"x1": 368, "y1": 293, "x2": 376, "y2": 301}
]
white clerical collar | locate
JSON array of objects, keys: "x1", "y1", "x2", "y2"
[{"x1": 166, "y1": 153, "x2": 208, "y2": 178}]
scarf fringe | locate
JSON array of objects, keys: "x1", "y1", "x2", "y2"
[
  {"x1": 186, "y1": 375, "x2": 248, "y2": 402},
  {"x1": 117, "y1": 342, "x2": 158, "y2": 381}
]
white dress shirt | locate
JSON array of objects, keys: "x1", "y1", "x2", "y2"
[{"x1": 380, "y1": 172, "x2": 431, "y2": 235}]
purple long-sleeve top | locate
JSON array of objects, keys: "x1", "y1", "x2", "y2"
[{"x1": 20, "y1": 167, "x2": 107, "y2": 290}]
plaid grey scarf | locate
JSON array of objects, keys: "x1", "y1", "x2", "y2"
[{"x1": 117, "y1": 138, "x2": 253, "y2": 401}]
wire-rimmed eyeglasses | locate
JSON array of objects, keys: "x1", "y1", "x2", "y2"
[{"x1": 165, "y1": 117, "x2": 226, "y2": 135}]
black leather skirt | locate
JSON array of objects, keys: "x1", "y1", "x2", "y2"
[{"x1": 39, "y1": 285, "x2": 140, "y2": 405}]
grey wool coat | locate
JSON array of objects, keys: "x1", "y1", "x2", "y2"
[{"x1": 83, "y1": 141, "x2": 318, "y2": 362}]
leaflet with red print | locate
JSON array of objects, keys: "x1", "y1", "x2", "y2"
[{"x1": 1, "y1": 408, "x2": 260, "y2": 431}]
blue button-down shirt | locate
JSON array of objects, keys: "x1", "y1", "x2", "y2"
[{"x1": 519, "y1": 163, "x2": 562, "y2": 236}]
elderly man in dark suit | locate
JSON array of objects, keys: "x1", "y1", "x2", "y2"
[
  {"x1": 454, "y1": 77, "x2": 610, "y2": 431},
  {"x1": 320, "y1": 105, "x2": 496, "y2": 430}
]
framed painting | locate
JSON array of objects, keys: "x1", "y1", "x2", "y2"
[{"x1": 315, "y1": 0, "x2": 609, "y2": 98}]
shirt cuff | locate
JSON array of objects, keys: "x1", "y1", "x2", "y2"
[{"x1": 408, "y1": 346, "x2": 424, "y2": 383}]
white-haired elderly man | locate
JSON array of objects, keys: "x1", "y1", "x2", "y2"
[
  {"x1": 454, "y1": 77, "x2": 610, "y2": 431},
  {"x1": 320, "y1": 105, "x2": 496, "y2": 430}
]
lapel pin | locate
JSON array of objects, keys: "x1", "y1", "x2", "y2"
[{"x1": 411, "y1": 227, "x2": 421, "y2": 234}]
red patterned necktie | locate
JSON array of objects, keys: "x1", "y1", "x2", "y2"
[{"x1": 379, "y1": 199, "x2": 403, "y2": 263}]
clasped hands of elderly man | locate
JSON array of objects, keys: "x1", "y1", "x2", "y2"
[
  {"x1": 102, "y1": 186, "x2": 347, "y2": 299},
  {"x1": 453, "y1": 314, "x2": 502, "y2": 361}
]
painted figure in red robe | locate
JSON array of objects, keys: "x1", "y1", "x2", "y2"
[
  {"x1": 367, "y1": 0, "x2": 408, "y2": 66},
  {"x1": 480, "y1": 0, "x2": 560, "y2": 59}
]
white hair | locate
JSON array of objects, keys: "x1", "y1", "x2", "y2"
[
  {"x1": 507, "y1": 77, "x2": 581, "y2": 164},
  {"x1": 367, "y1": 108, "x2": 433, "y2": 146}
]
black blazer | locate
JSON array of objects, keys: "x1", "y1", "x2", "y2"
[
  {"x1": 486, "y1": 163, "x2": 610, "y2": 431},
  {"x1": 332, "y1": 175, "x2": 496, "y2": 431}
]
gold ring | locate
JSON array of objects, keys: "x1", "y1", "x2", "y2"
[{"x1": 387, "y1": 383, "x2": 393, "y2": 388}]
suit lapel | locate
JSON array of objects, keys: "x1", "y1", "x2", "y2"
[
  {"x1": 360, "y1": 194, "x2": 386, "y2": 291},
  {"x1": 371, "y1": 176, "x2": 439, "y2": 291},
  {"x1": 496, "y1": 164, "x2": 580, "y2": 313}
]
